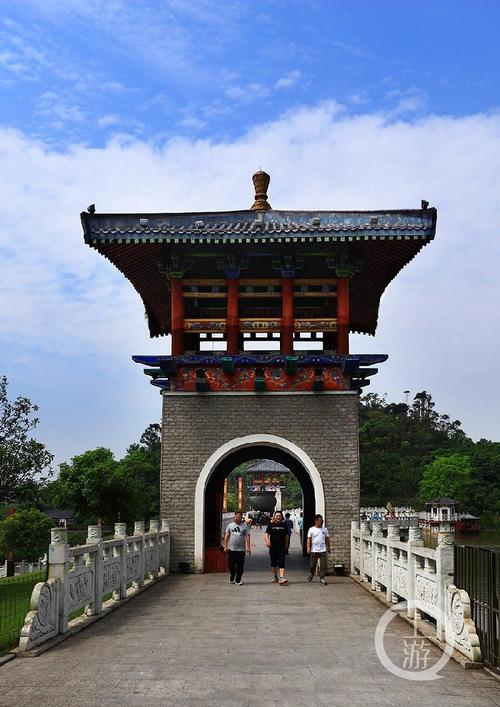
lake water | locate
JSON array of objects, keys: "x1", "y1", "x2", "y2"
[
  {"x1": 455, "y1": 529, "x2": 500, "y2": 549},
  {"x1": 423, "y1": 528, "x2": 500, "y2": 550}
]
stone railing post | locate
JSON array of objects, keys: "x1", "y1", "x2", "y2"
[
  {"x1": 134, "y1": 521, "x2": 145, "y2": 589},
  {"x1": 48, "y1": 528, "x2": 69, "y2": 634},
  {"x1": 350, "y1": 520, "x2": 359, "y2": 575},
  {"x1": 386, "y1": 522, "x2": 400, "y2": 604},
  {"x1": 114, "y1": 523, "x2": 127, "y2": 600},
  {"x1": 407, "y1": 525, "x2": 423, "y2": 619},
  {"x1": 160, "y1": 519, "x2": 170, "y2": 573},
  {"x1": 371, "y1": 521, "x2": 383, "y2": 591},
  {"x1": 359, "y1": 520, "x2": 370, "y2": 582},
  {"x1": 86, "y1": 525, "x2": 103, "y2": 615},
  {"x1": 149, "y1": 519, "x2": 160, "y2": 579},
  {"x1": 436, "y1": 529, "x2": 455, "y2": 640}
]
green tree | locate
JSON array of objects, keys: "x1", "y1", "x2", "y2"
[
  {"x1": 465, "y1": 440, "x2": 500, "y2": 519},
  {"x1": 359, "y1": 391, "x2": 468, "y2": 507},
  {"x1": 419, "y1": 453, "x2": 472, "y2": 501},
  {"x1": 226, "y1": 491, "x2": 236, "y2": 512},
  {"x1": 0, "y1": 508, "x2": 52, "y2": 562},
  {"x1": 55, "y1": 448, "x2": 146, "y2": 525},
  {"x1": 122, "y1": 423, "x2": 161, "y2": 519},
  {"x1": 282, "y1": 475, "x2": 302, "y2": 508},
  {"x1": 0, "y1": 375, "x2": 53, "y2": 504}
]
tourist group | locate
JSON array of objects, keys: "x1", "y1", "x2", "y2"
[{"x1": 223, "y1": 510, "x2": 330, "y2": 586}]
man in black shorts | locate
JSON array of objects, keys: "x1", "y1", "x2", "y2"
[{"x1": 264, "y1": 510, "x2": 289, "y2": 585}]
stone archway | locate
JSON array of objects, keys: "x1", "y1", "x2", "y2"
[
  {"x1": 194, "y1": 434, "x2": 325, "y2": 572},
  {"x1": 161, "y1": 391, "x2": 359, "y2": 574}
]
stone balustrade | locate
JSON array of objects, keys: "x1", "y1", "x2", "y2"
[
  {"x1": 360, "y1": 506, "x2": 416, "y2": 516},
  {"x1": 19, "y1": 519, "x2": 170, "y2": 653},
  {"x1": 351, "y1": 520, "x2": 482, "y2": 663}
]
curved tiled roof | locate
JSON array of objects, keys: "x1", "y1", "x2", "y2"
[
  {"x1": 244, "y1": 459, "x2": 291, "y2": 474},
  {"x1": 83, "y1": 208, "x2": 435, "y2": 242},
  {"x1": 81, "y1": 207, "x2": 436, "y2": 337}
]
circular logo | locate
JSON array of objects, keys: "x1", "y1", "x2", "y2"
[{"x1": 374, "y1": 600, "x2": 453, "y2": 681}]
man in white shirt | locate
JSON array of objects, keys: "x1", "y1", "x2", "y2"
[{"x1": 306, "y1": 514, "x2": 331, "y2": 585}]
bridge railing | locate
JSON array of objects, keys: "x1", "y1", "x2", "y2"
[
  {"x1": 351, "y1": 520, "x2": 482, "y2": 663},
  {"x1": 18, "y1": 519, "x2": 170, "y2": 653}
]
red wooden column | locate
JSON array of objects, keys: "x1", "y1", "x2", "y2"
[
  {"x1": 336, "y1": 276, "x2": 350, "y2": 354},
  {"x1": 226, "y1": 277, "x2": 239, "y2": 354},
  {"x1": 170, "y1": 277, "x2": 184, "y2": 356},
  {"x1": 223, "y1": 478, "x2": 228, "y2": 513},
  {"x1": 281, "y1": 278, "x2": 294, "y2": 354},
  {"x1": 237, "y1": 476, "x2": 244, "y2": 512}
]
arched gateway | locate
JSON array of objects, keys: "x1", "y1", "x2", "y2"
[
  {"x1": 82, "y1": 171, "x2": 436, "y2": 574},
  {"x1": 194, "y1": 434, "x2": 324, "y2": 572}
]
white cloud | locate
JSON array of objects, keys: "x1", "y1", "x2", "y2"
[
  {"x1": 347, "y1": 90, "x2": 369, "y2": 106},
  {"x1": 385, "y1": 87, "x2": 427, "y2": 116},
  {"x1": 1, "y1": 104, "x2": 500, "y2": 461},
  {"x1": 23, "y1": 0, "x2": 246, "y2": 85},
  {"x1": 36, "y1": 91, "x2": 86, "y2": 123},
  {"x1": 97, "y1": 114, "x2": 121, "y2": 128},
  {"x1": 225, "y1": 83, "x2": 270, "y2": 102},
  {"x1": 180, "y1": 116, "x2": 206, "y2": 130},
  {"x1": 275, "y1": 70, "x2": 301, "y2": 90}
]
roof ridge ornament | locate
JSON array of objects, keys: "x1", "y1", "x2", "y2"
[{"x1": 251, "y1": 170, "x2": 272, "y2": 211}]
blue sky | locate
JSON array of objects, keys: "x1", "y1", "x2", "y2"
[
  {"x1": 2, "y1": 1, "x2": 499, "y2": 146},
  {"x1": 1, "y1": 1, "x2": 500, "y2": 465}
]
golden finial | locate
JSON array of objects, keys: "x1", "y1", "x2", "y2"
[{"x1": 251, "y1": 170, "x2": 271, "y2": 211}]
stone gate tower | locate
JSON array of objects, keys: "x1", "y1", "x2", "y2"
[{"x1": 82, "y1": 173, "x2": 436, "y2": 573}]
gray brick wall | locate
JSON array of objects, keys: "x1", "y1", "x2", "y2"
[{"x1": 161, "y1": 392, "x2": 360, "y2": 573}]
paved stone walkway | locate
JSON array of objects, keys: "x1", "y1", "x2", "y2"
[{"x1": 1, "y1": 531, "x2": 499, "y2": 706}]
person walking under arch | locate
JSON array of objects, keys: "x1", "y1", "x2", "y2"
[
  {"x1": 223, "y1": 511, "x2": 251, "y2": 585},
  {"x1": 264, "y1": 510, "x2": 289, "y2": 585},
  {"x1": 283, "y1": 512, "x2": 294, "y2": 554},
  {"x1": 296, "y1": 511, "x2": 304, "y2": 545},
  {"x1": 307, "y1": 514, "x2": 331, "y2": 585}
]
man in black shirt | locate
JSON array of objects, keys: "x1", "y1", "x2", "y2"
[{"x1": 264, "y1": 510, "x2": 289, "y2": 585}]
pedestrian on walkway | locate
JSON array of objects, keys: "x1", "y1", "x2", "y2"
[
  {"x1": 307, "y1": 514, "x2": 331, "y2": 585},
  {"x1": 296, "y1": 512, "x2": 304, "y2": 544},
  {"x1": 283, "y1": 512, "x2": 294, "y2": 554},
  {"x1": 264, "y1": 510, "x2": 289, "y2": 585},
  {"x1": 223, "y1": 511, "x2": 251, "y2": 585}
]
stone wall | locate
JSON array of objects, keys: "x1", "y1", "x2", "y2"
[{"x1": 161, "y1": 391, "x2": 360, "y2": 572}]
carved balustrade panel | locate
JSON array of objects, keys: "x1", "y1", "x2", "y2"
[
  {"x1": 375, "y1": 556, "x2": 388, "y2": 587},
  {"x1": 101, "y1": 539, "x2": 124, "y2": 596},
  {"x1": 19, "y1": 579, "x2": 60, "y2": 651},
  {"x1": 392, "y1": 563, "x2": 409, "y2": 599},
  {"x1": 414, "y1": 572, "x2": 438, "y2": 618},
  {"x1": 144, "y1": 537, "x2": 158, "y2": 575},
  {"x1": 67, "y1": 567, "x2": 95, "y2": 613},
  {"x1": 126, "y1": 547, "x2": 141, "y2": 583},
  {"x1": 102, "y1": 558, "x2": 122, "y2": 595},
  {"x1": 363, "y1": 548, "x2": 373, "y2": 578},
  {"x1": 445, "y1": 585, "x2": 482, "y2": 662},
  {"x1": 353, "y1": 545, "x2": 360, "y2": 571}
]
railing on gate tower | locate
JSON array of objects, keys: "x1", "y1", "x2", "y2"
[{"x1": 454, "y1": 545, "x2": 500, "y2": 670}]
